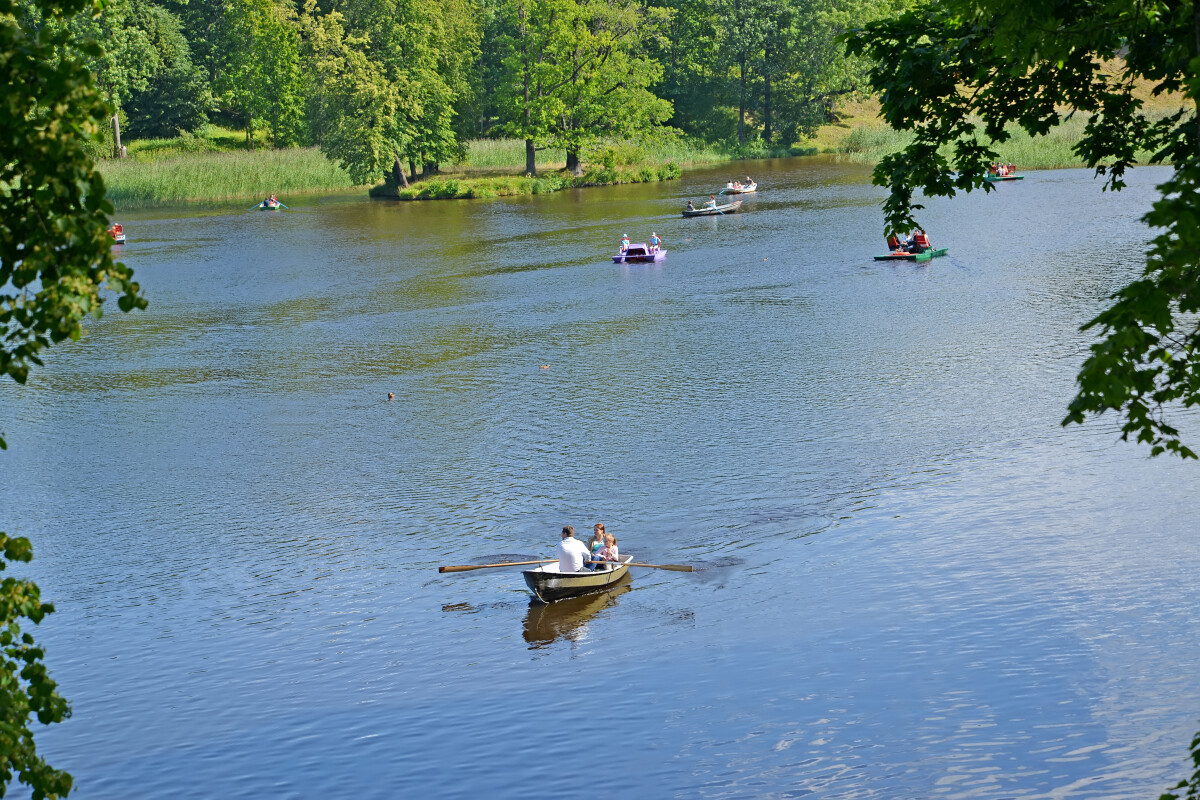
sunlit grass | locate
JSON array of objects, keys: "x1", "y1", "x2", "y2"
[
  {"x1": 99, "y1": 147, "x2": 360, "y2": 208},
  {"x1": 836, "y1": 114, "x2": 1173, "y2": 169}
]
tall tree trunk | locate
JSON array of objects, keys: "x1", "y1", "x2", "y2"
[
  {"x1": 409, "y1": 160, "x2": 417, "y2": 182},
  {"x1": 111, "y1": 113, "x2": 124, "y2": 159},
  {"x1": 423, "y1": 162, "x2": 439, "y2": 176},
  {"x1": 392, "y1": 155, "x2": 409, "y2": 188},
  {"x1": 565, "y1": 151, "x2": 583, "y2": 176},
  {"x1": 738, "y1": 59, "x2": 747, "y2": 145},
  {"x1": 525, "y1": 138, "x2": 537, "y2": 177},
  {"x1": 246, "y1": 115, "x2": 254, "y2": 151},
  {"x1": 763, "y1": 73, "x2": 773, "y2": 145}
]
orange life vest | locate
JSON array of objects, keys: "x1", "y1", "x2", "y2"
[{"x1": 913, "y1": 233, "x2": 930, "y2": 249}]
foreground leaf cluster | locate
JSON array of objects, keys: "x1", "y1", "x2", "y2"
[{"x1": 846, "y1": 0, "x2": 1200, "y2": 458}]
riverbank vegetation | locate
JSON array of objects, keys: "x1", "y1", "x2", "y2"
[{"x1": 21, "y1": 0, "x2": 894, "y2": 207}]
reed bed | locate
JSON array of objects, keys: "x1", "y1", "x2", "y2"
[
  {"x1": 837, "y1": 114, "x2": 1172, "y2": 169},
  {"x1": 99, "y1": 147, "x2": 359, "y2": 208}
]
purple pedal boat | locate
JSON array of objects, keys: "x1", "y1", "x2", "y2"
[{"x1": 612, "y1": 244, "x2": 666, "y2": 263}]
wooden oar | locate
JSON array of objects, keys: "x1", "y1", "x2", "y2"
[
  {"x1": 439, "y1": 559, "x2": 555, "y2": 573},
  {"x1": 592, "y1": 560, "x2": 693, "y2": 572}
]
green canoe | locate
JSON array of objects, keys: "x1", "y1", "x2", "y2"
[{"x1": 873, "y1": 248, "x2": 948, "y2": 262}]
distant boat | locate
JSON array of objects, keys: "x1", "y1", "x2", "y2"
[
  {"x1": 874, "y1": 247, "x2": 949, "y2": 262},
  {"x1": 108, "y1": 223, "x2": 126, "y2": 244},
  {"x1": 523, "y1": 555, "x2": 634, "y2": 602},
  {"x1": 721, "y1": 181, "x2": 757, "y2": 194},
  {"x1": 613, "y1": 244, "x2": 666, "y2": 263},
  {"x1": 985, "y1": 174, "x2": 1023, "y2": 182},
  {"x1": 683, "y1": 199, "x2": 743, "y2": 217},
  {"x1": 256, "y1": 198, "x2": 287, "y2": 210}
]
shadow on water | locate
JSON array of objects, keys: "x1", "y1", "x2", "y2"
[{"x1": 522, "y1": 574, "x2": 633, "y2": 649}]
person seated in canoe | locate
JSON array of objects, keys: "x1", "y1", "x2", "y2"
[
  {"x1": 557, "y1": 525, "x2": 592, "y2": 573},
  {"x1": 704, "y1": 195, "x2": 718, "y2": 209},
  {"x1": 619, "y1": 233, "x2": 630, "y2": 253},
  {"x1": 686, "y1": 200, "x2": 695, "y2": 212},
  {"x1": 910, "y1": 229, "x2": 932, "y2": 253},
  {"x1": 886, "y1": 233, "x2": 902, "y2": 252},
  {"x1": 649, "y1": 232, "x2": 661, "y2": 252}
]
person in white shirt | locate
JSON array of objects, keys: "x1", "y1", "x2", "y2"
[{"x1": 556, "y1": 525, "x2": 592, "y2": 573}]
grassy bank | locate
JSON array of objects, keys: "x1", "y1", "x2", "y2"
[
  {"x1": 99, "y1": 146, "x2": 361, "y2": 208},
  {"x1": 374, "y1": 162, "x2": 682, "y2": 200}
]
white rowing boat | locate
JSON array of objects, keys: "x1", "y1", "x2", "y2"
[{"x1": 522, "y1": 555, "x2": 633, "y2": 602}]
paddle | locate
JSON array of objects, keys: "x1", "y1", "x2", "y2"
[
  {"x1": 591, "y1": 560, "x2": 693, "y2": 572},
  {"x1": 439, "y1": 559, "x2": 556, "y2": 573}
]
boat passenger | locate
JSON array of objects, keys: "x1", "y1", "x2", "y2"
[
  {"x1": 912, "y1": 229, "x2": 931, "y2": 252},
  {"x1": 557, "y1": 525, "x2": 592, "y2": 573},
  {"x1": 619, "y1": 234, "x2": 630, "y2": 253},
  {"x1": 886, "y1": 234, "x2": 901, "y2": 252},
  {"x1": 604, "y1": 534, "x2": 618, "y2": 564},
  {"x1": 686, "y1": 200, "x2": 695, "y2": 212},
  {"x1": 586, "y1": 523, "x2": 606, "y2": 569},
  {"x1": 744, "y1": 175, "x2": 753, "y2": 185},
  {"x1": 649, "y1": 232, "x2": 661, "y2": 252},
  {"x1": 705, "y1": 195, "x2": 718, "y2": 209}
]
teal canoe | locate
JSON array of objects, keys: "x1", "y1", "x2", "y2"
[
  {"x1": 985, "y1": 174, "x2": 1024, "y2": 181},
  {"x1": 874, "y1": 248, "x2": 948, "y2": 262}
]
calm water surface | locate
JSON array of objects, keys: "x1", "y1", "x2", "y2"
[{"x1": 2, "y1": 158, "x2": 1199, "y2": 798}]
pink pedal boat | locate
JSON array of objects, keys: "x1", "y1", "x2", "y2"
[{"x1": 612, "y1": 244, "x2": 666, "y2": 263}]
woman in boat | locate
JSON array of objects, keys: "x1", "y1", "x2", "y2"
[
  {"x1": 586, "y1": 523, "x2": 606, "y2": 569},
  {"x1": 704, "y1": 195, "x2": 718, "y2": 209}
]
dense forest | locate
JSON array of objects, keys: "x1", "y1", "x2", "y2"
[{"x1": 18, "y1": 0, "x2": 897, "y2": 183}]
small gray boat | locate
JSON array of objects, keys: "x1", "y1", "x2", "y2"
[
  {"x1": 682, "y1": 199, "x2": 742, "y2": 217},
  {"x1": 523, "y1": 555, "x2": 634, "y2": 602}
]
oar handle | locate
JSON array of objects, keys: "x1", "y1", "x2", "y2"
[
  {"x1": 590, "y1": 560, "x2": 694, "y2": 572},
  {"x1": 439, "y1": 559, "x2": 556, "y2": 573}
]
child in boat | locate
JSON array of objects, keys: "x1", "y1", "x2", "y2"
[
  {"x1": 705, "y1": 195, "x2": 717, "y2": 208},
  {"x1": 603, "y1": 534, "x2": 618, "y2": 563},
  {"x1": 619, "y1": 234, "x2": 630, "y2": 253},
  {"x1": 649, "y1": 232, "x2": 661, "y2": 252}
]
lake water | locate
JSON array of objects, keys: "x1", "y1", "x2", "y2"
[{"x1": 2, "y1": 157, "x2": 1199, "y2": 799}]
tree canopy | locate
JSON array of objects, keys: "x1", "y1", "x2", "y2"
[
  {"x1": 846, "y1": 0, "x2": 1200, "y2": 458},
  {"x1": 2, "y1": 0, "x2": 146, "y2": 794}
]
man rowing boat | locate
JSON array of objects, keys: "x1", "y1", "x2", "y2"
[{"x1": 557, "y1": 525, "x2": 592, "y2": 572}]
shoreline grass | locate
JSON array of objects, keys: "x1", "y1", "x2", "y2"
[
  {"x1": 373, "y1": 162, "x2": 683, "y2": 201},
  {"x1": 99, "y1": 147, "x2": 362, "y2": 208}
]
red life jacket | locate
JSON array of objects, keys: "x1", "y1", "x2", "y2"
[
  {"x1": 887, "y1": 235, "x2": 900, "y2": 250},
  {"x1": 914, "y1": 233, "x2": 930, "y2": 249}
]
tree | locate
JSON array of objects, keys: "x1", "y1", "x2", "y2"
[
  {"x1": 551, "y1": 0, "x2": 672, "y2": 174},
  {"x1": 845, "y1": 0, "x2": 1200, "y2": 458},
  {"x1": 1, "y1": 0, "x2": 147, "y2": 794},
  {"x1": 213, "y1": 0, "x2": 305, "y2": 148},
  {"x1": 846, "y1": 0, "x2": 1200, "y2": 785},
  {"x1": 123, "y1": 3, "x2": 210, "y2": 138}
]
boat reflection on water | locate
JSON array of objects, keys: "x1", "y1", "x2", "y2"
[{"x1": 522, "y1": 574, "x2": 632, "y2": 649}]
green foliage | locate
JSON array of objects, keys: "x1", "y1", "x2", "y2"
[
  {"x1": 846, "y1": 0, "x2": 1200, "y2": 457},
  {"x1": 1162, "y1": 730, "x2": 1200, "y2": 800},
  {"x1": 0, "y1": 532, "x2": 71, "y2": 799},
  {"x1": 214, "y1": 0, "x2": 306, "y2": 148},
  {"x1": 123, "y1": 4, "x2": 209, "y2": 137},
  {"x1": 2, "y1": 0, "x2": 148, "y2": 795}
]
